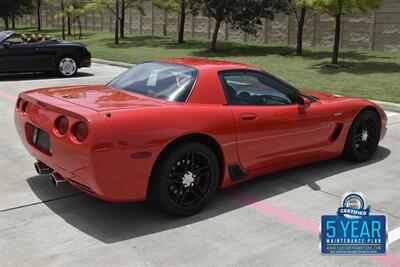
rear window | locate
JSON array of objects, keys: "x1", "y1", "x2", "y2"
[{"x1": 107, "y1": 62, "x2": 197, "y2": 102}]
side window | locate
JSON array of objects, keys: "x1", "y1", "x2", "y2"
[{"x1": 220, "y1": 71, "x2": 298, "y2": 106}]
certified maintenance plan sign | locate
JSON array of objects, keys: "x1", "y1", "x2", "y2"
[{"x1": 320, "y1": 192, "x2": 387, "y2": 254}]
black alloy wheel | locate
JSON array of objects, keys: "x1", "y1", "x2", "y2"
[
  {"x1": 150, "y1": 142, "x2": 220, "y2": 216},
  {"x1": 343, "y1": 109, "x2": 380, "y2": 162}
]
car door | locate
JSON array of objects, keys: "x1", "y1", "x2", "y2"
[
  {"x1": 219, "y1": 70, "x2": 333, "y2": 172},
  {"x1": 0, "y1": 42, "x2": 37, "y2": 72},
  {"x1": 33, "y1": 42, "x2": 58, "y2": 70}
]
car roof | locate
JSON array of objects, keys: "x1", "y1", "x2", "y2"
[{"x1": 159, "y1": 58, "x2": 261, "y2": 72}]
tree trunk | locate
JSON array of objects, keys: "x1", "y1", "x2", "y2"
[
  {"x1": 61, "y1": 0, "x2": 65, "y2": 40},
  {"x1": 115, "y1": 0, "x2": 119, "y2": 44},
  {"x1": 77, "y1": 17, "x2": 82, "y2": 39},
  {"x1": 178, "y1": 1, "x2": 186, "y2": 44},
  {"x1": 37, "y1": 0, "x2": 41, "y2": 31},
  {"x1": 332, "y1": 14, "x2": 341, "y2": 65},
  {"x1": 296, "y1": 5, "x2": 306, "y2": 55},
  {"x1": 67, "y1": 15, "x2": 72, "y2": 35},
  {"x1": 3, "y1": 17, "x2": 9, "y2": 29},
  {"x1": 11, "y1": 15, "x2": 15, "y2": 29},
  {"x1": 210, "y1": 19, "x2": 221, "y2": 51},
  {"x1": 120, "y1": 0, "x2": 125, "y2": 38}
]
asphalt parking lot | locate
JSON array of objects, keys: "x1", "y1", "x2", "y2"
[{"x1": 0, "y1": 63, "x2": 399, "y2": 266}]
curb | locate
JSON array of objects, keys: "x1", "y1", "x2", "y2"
[
  {"x1": 92, "y1": 58, "x2": 400, "y2": 113},
  {"x1": 92, "y1": 58, "x2": 135, "y2": 68},
  {"x1": 371, "y1": 100, "x2": 400, "y2": 113}
]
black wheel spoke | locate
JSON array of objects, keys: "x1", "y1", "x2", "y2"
[
  {"x1": 365, "y1": 139, "x2": 374, "y2": 147},
  {"x1": 190, "y1": 185, "x2": 204, "y2": 200},
  {"x1": 184, "y1": 152, "x2": 191, "y2": 173},
  {"x1": 190, "y1": 151, "x2": 195, "y2": 171},
  {"x1": 366, "y1": 123, "x2": 375, "y2": 132},
  {"x1": 360, "y1": 141, "x2": 366, "y2": 153},
  {"x1": 176, "y1": 190, "x2": 188, "y2": 207},
  {"x1": 193, "y1": 165, "x2": 210, "y2": 176},
  {"x1": 361, "y1": 119, "x2": 367, "y2": 131},
  {"x1": 167, "y1": 179, "x2": 181, "y2": 184},
  {"x1": 169, "y1": 172, "x2": 185, "y2": 177}
]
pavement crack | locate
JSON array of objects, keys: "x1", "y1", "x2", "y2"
[{"x1": 0, "y1": 193, "x2": 84, "y2": 213}]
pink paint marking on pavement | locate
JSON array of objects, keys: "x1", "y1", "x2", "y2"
[
  {"x1": 228, "y1": 190, "x2": 400, "y2": 267},
  {"x1": 229, "y1": 190, "x2": 319, "y2": 234},
  {"x1": 0, "y1": 91, "x2": 17, "y2": 101}
]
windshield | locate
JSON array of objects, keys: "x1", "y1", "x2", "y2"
[
  {"x1": 107, "y1": 62, "x2": 198, "y2": 102},
  {"x1": 0, "y1": 31, "x2": 14, "y2": 43}
]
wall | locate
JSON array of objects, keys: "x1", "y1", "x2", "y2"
[{"x1": 11, "y1": 0, "x2": 400, "y2": 52}]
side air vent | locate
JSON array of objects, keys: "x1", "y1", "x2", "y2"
[{"x1": 329, "y1": 123, "x2": 343, "y2": 142}]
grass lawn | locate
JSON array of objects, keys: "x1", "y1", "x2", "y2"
[{"x1": 12, "y1": 27, "x2": 400, "y2": 103}]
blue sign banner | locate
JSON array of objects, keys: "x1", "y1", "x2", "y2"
[{"x1": 321, "y1": 215, "x2": 386, "y2": 254}]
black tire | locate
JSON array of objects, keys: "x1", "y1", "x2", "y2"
[
  {"x1": 343, "y1": 109, "x2": 380, "y2": 162},
  {"x1": 149, "y1": 142, "x2": 220, "y2": 216},
  {"x1": 56, "y1": 56, "x2": 78, "y2": 77}
]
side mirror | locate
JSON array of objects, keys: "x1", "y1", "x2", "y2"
[
  {"x1": 2, "y1": 42, "x2": 10, "y2": 48},
  {"x1": 297, "y1": 96, "x2": 311, "y2": 112}
]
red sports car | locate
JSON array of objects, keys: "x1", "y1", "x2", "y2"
[{"x1": 15, "y1": 58, "x2": 387, "y2": 215}]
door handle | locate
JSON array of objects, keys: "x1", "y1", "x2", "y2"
[
  {"x1": 35, "y1": 47, "x2": 40, "y2": 51},
  {"x1": 241, "y1": 113, "x2": 257, "y2": 120}
]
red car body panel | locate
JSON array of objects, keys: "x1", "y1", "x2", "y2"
[{"x1": 14, "y1": 58, "x2": 387, "y2": 202}]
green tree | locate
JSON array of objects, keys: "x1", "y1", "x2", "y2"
[
  {"x1": 288, "y1": 0, "x2": 311, "y2": 55},
  {"x1": 198, "y1": 0, "x2": 287, "y2": 51},
  {"x1": 55, "y1": 0, "x2": 87, "y2": 39},
  {"x1": 308, "y1": 0, "x2": 382, "y2": 65},
  {"x1": 0, "y1": 0, "x2": 33, "y2": 29},
  {"x1": 86, "y1": 0, "x2": 144, "y2": 44},
  {"x1": 152, "y1": 0, "x2": 200, "y2": 44}
]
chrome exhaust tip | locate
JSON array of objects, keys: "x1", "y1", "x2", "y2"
[
  {"x1": 34, "y1": 162, "x2": 53, "y2": 175},
  {"x1": 50, "y1": 172, "x2": 66, "y2": 187}
]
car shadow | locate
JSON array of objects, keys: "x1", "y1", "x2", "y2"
[
  {"x1": 26, "y1": 146, "x2": 390, "y2": 244},
  {"x1": 0, "y1": 71, "x2": 94, "y2": 82}
]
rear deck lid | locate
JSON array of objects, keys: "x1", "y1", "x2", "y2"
[{"x1": 38, "y1": 85, "x2": 169, "y2": 111}]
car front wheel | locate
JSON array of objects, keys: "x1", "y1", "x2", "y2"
[
  {"x1": 150, "y1": 142, "x2": 220, "y2": 216},
  {"x1": 343, "y1": 109, "x2": 380, "y2": 162}
]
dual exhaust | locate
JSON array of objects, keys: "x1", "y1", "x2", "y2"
[{"x1": 34, "y1": 162, "x2": 67, "y2": 187}]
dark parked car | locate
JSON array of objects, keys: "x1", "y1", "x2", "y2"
[{"x1": 0, "y1": 30, "x2": 91, "y2": 77}]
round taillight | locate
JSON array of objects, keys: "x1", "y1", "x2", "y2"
[
  {"x1": 55, "y1": 116, "x2": 69, "y2": 135},
  {"x1": 74, "y1": 122, "x2": 88, "y2": 142},
  {"x1": 21, "y1": 101, "x2": 28, "y2": 113}
]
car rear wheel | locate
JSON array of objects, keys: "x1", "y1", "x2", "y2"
[
  {"x1": 343, "y1": 109, "x2": 380, "y2": 162},
  {"x1": 150, "y1": 142, "x2": 220, "y2": 216},
  {"x1": 57, "y1": 56, "x2": 78, "y2": 77}
]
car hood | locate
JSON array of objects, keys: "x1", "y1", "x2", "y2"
[{"x1": 37, "y1": 85, "x2": 170, "y2": 111}]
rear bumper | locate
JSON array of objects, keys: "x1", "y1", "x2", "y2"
[{"x1": 14, "y1": 93, "x2": 149, "y2": 202}]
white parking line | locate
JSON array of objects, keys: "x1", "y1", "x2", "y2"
[{"x1": 389, "y1": 226, "x2": 400, "y2": 245}]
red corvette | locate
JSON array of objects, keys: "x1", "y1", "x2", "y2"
[{"x1": 15, "y1": 58, "x2": 387, "y2": 215}]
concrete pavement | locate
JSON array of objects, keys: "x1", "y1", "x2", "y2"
[{"x1": 0, "y1": 63, "x2": 399, "y2": 266}]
